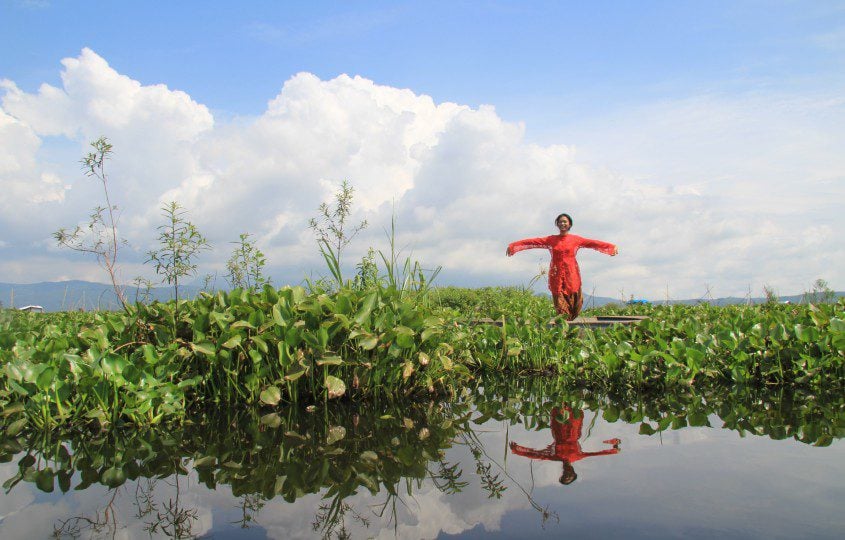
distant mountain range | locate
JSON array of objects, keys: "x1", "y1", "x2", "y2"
[
  {"x1": 0, "y1": 280, "x2": 202, "y2": 312},
  {"x1": 0, "y1": 280, "x2": 840, "y2": 312}
]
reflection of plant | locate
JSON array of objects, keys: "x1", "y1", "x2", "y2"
[
  {"x1": 312, "y1": 500, "x2": 370, "y2": 540},
  {"x1": 432, "y1": 460, "x2": 468, "y2": 494},
  {"x1": 53, "y1": 488, "x2": 121, "y2": 538},
  {"x1": 475, "y1": 459, "x2": 506, "y2": 499},
  {"x1": 143, "y1": 475, "x2": 199, "y2": 539},
  {"x1": 232, "y1": 494, "x2": 265, "y2": 529}
]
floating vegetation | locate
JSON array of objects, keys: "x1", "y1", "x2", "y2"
[{"x1": 1, "y1": 285, "x2": 843, "y2": 434}]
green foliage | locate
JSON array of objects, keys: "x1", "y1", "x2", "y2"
[
  {"x1": 762, "y1": 284, "x2": 779, "y2": 305},
  {"x1": 226, "y1": 233, "x2": 269, "y2": 290},
  {"x1": 804, "y1": 278, "x2": 837, "y2": 304},
  {"x1": 0, "y1": 284, "x2": 843, "y2": 435},
  {"x1": 146, "y1": 201, "x2": 210, "y2": 308},
  {"x1": 53, "y1": 137, "x2": 128, "y2": 310},
  {"x1": 309, "y1": 179, "x2": 368, "y2": 285}
]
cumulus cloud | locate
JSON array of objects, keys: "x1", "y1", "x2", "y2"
[{"x1": 0, "y1": 48, "x2": 842, "y2": 298}]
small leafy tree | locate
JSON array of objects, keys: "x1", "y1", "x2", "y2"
[
  {"x1": 804, "y1": 278, "x2": 836, "y2": 304},
  {"x1": 308, "y1": 179, "x2": 368, "y2": 285},
  {"x1": 353, "y1": 247, "x2": 379, "y2": 289},
  {"x1": 54, "y1": 137, "x2": 128, "y2": 310},
  {"x1": 225, "y1": 233, "x2": 269, "y2": 290},
  {"x1": 762, "y1": 284, "x2": 779, "y2": 306},
  {"x1": 201, "y1": 273, "x2": 217, "y2": 293},
  {"x1": 132, "y1": 276, "x2": 154, "y2": 304},
  {"x1": 146, "y1": 202, "x2": 209, "y2": 321}
]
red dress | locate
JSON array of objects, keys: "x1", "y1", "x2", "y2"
[
  {"x1": 507, "y1": 234, "x2": 616, "y2": 296},
  {"x1": 509, "y1": 406, "x2": 620, "y2": 464}
]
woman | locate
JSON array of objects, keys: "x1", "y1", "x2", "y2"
[
  {"x1": 506, "y1": 213, "x2": 617, "y2": 320},
  {"x1": 509, "y1": 405, "x2": 620, "y2": 485}
]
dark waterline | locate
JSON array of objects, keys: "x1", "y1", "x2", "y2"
[{"x1": 1, "y1": 385, "x2": 843, "y2": 539}]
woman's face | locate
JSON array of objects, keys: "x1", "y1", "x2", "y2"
[{"x1": 556, "y1": 216, "x2": 571, "y2": 232}]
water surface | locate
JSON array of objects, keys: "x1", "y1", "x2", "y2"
[{"x1": 1, "y1": 383, "x2": 842, "y2": 539}]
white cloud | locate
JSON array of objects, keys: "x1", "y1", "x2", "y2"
[{"x1": 0, "y1": 49, "x2": 842, "y2": 298}]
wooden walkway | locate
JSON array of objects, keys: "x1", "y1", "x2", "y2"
[{"x1": 470, "y1": 315, "x2": 648, "y2": 329}]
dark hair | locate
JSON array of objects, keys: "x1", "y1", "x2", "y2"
[
  {"x1": 559, "y1": 462, "x2": 577, "y2": 485},
  {"x1": 555, "y1": 213, "x2": 573, "y2": 227}
]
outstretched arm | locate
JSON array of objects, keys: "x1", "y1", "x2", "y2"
[
  {"x1": 578, "y1": 237, "x2": 618, "y2": 256},
  {"x1": 506, "y1": 236, "x2": 552, "y2": 257}
]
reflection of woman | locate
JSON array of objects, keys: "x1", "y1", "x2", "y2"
[
  {"x1": 506, "y1": 213, "x2": 617, "y2": 320},
  {"x1": 509, "y1": 405, "x2": 620, "y2": 485}
]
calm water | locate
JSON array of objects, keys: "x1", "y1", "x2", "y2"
[{"x1": 1, "y1": 382, "x2": 843, "y2": 539}]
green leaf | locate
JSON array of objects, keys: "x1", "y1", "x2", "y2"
[
  {"x1": 261, "y1": 413, "x2": 283, "y2": 428},
  {"x1": 325, "y1": 375, "x2": 346, "y2": 399},
  {"x1": 317, "y1": 356, "x2": 343, "y2": 366},
  {"x1": 7, "y1": 417, "x2": 27, "y2": 436},
  {"x1": 35, "y1": 469, "x2": 54, "y2": 493},
  {"x1": 358, "y1": 335, "x2": 378, "y2": 350},
  {"x1": 260, "y1": 386, "x2": 282, "y2": 406},
  {"x1": 222, "y1": 335, "x2": 242, "y2": 349},
  {"x1": 284, "y1": 365, "x2": 306, "y2": 381},
  {"x1": 101, "y1": 466, "x2": 126, "y2": 488},
  {"x1": 191, "y1": 342, "x2": 216, "y2": 356},
  {"x1": 194, "y1": 455, "x2": 217, "y2": 468},
  {"x1": 326, "y1": 425, "x2": 346, "y2": 445}
]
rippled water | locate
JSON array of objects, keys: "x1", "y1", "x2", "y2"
[{"x1": 1, "y1": 382, "x2": 843, "y2": 539}]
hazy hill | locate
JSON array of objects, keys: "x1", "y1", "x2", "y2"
[{"x1": 0, "y1": 280, "x2": 201, "y2": 312}]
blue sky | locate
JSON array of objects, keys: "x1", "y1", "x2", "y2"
[{"x1": 1, "y1": 0, "x2": 843, "y2": 299}]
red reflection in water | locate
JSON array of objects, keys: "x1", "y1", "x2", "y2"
[{"x1": 509, "y1": 405, "x2": 620, "y2": 485}]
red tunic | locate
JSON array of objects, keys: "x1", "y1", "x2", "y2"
[
  {"x1": 509, "y1": 406, "x2": 620, "y2": 464},
  {"x1": 507, "y1": 234, "x2": 616, "y2": 296}
]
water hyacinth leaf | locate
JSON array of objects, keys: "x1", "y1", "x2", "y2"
[
  {"x1": 688, "y1": 412, "x2": 710, "y2": 427},
  {"x1": 58, "y1": 470, "x2": 72, "y2": 493},
  {"x1": 639, "y1": 423, "x2": 656, "y2": 435},
  {"x1": 403, "y1": 361, "x2": 414, "y2": 380},
  {"x1": 360, "y1": 450, "x2": 378, "y2": 463},
  {"x1": 325, "y1": 375, "x2": 346, "y2": 399},
  {"x1": 231, "y1": 320, "x2": 255, "y2": 330},
  {"x1": 358, "y1": 335, "x2": 378, "y2": 350},
  {"x1": 7, "y1": 417, "x2": 27, "y2": 436},
  {"x1": 354, "y1": 292, "x2": 378, "y2": 324},
  {"x1": 191, "y1": 342, "x2": 216, "y2": 356},
  {"x1": 35, "y1": 469, "x2": 54, "y2": 493},
  {"x1": 194, "y1": 455, "x2": 217, "y2": 468},
  {"x1": 1, "y1": 402, "x2": 25, "y2": 416},
  {"x1": 272, "y1": 305, "x2": 285, "y2": 326},
  {"x1": 142, "y1": 344, "x2": 158, "y2": 364},
  {"x1": 101, "y1": 356, "x2": 128, "y2": 376},
  {"x1": 261, "y1": 413, "x2": 283, "y2": 428},
  {"x1": 357, "y1": 472, "x2": 379, "y2": 494},
  {"x1": 326, "y1": 425, "x2": 346, "y2": 445},
  {"x1": 222, "y1": 335, "x2": 242, "y2": 349},
  {"x1": 317, "y1": 356, "x2": 343, "y2": 366},
  {"x1": 284, "y1": 365, "x2": 306, "y2": 381},
  {"x1": 260, "y1": 386, "x2": 282, "y2": 406},
  {"x1": 101, "y1": 466, "x2": 126, "y2": 488}
]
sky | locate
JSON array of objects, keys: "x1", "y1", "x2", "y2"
[{"x1": 1, "y1": 0, "x2": 843, "y2": 300}]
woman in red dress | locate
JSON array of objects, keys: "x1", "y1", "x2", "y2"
[
  {"x1": 509, "y1": 405, "x2": 621, "y2": 485},
  {"x1": 506, "y1": 213, "x2": 617, "y2": 320}
]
